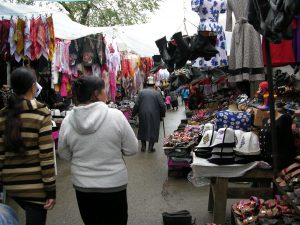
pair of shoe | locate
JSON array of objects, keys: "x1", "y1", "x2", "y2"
[
  {"x1": 141, "y1": 148, "x2": 156, "y2": 153},
  {"x1": 155, "y1": 32, "x2": 219, "y2": 72},
  {"x1": 141, "y1": 142, "x2": 156, "y2": 153}
]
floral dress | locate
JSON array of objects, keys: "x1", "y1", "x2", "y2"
[{"x1": 191, "y1": 0, "x2": 228, "y2": 68}]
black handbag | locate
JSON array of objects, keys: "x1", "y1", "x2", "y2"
[{"x1": 162, "y1": 210, "x2": 195, "y2": 225}]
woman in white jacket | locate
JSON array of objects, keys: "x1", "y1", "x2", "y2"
[{"x1": 58, "y1": 76, "x2": 138, "y2": 225}]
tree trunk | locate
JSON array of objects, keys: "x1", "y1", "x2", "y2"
[
  {"x1": 59, "y1": 2, "x2": 76, "y2": 21},
  {"x1": 80, "y1": 3, "x2": 92, "y2": 25}
]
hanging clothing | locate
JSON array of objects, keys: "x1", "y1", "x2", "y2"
[
  {"x1": 0, "y1": 19, "x2": 10, "y2": 57},
  {"x1": 9, "y1": 19, "x2": 21, "y2": 62},
  {"x1": 295, "y1": 16, "x2": 300, "y2": 62},
  {"x1": 191, "y1": 0, "x2": 228, "y2": 68},
  {"x1": 36, "y1": 17, "x2": 47, "y2": 60},
  {"x1": 226, "y1": 0, "x2": 264, "y2": 82},
  {"x1": 69, "y1": 40, "x2": 79, "y2": 67},
  {"x1": 259, "y1": 114, "x2": 296, "y2": 170},
  {"x1": 261, "y1": 17, "x2": 296, "y2": 66},
  {"x1": 55, "y1": 40, "x2": 71, "y2": 75},
  {"x1": 262, "y1": 39, "x2": 295, "y2": 67},
  {"x1": 110, "y1": 71, "x2": 116, "y2": 101},
  {"x1": 47, "y1": 16, "x2": 55, "y2": 62},
  {"x1": 60, "y1": 73, "x2": 70, "y2": 97},
  {"x1": 30, "y1": 17, "x2": 38, "y2": 60},
  {"x1": 82, "y1": 37, "x2": 95, "y2": 67},
  {"x1": 15, "y1": 18, "x2": 25, "y2": 55},
  {"x1": 24, "y1": 18, "x2": 32, "y2": 60},
  {"x1": 96, "y1": 33, "x2": 106, "y2": 65}
]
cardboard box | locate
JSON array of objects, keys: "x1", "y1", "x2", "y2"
[{"x1": 253, "y1": 108, "x2": 270, "y2": 127}]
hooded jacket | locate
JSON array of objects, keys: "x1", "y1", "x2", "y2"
[{"x1": 58, "y1": 102, "x2": 138, "y2": 191}]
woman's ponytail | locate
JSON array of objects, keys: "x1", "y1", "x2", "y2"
[
  {"x1": 5, "y1": 93, "x2": 24, "y2": 154},
  {"x1": 4, "y1": 67, "x2": 36, "y2": 154}
]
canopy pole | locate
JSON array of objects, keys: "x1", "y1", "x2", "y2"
[{"x1": 265, "y1": 39, "x2": 278, "y2": 175}]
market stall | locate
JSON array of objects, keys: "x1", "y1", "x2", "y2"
[{"x1": 156, "y1": 0, "x2": 300, "y2": 220}]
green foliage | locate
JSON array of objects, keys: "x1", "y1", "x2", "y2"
[{"x1": 9, "y1": 0, "x2": 161, "y2": 26}]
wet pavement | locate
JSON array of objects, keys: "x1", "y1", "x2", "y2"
[{"x1": 14, "y1": 104, "x2": 235, "y2": 225}]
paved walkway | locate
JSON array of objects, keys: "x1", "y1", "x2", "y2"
[{"x1": 16, "y1": 104, "x2": 220, "y2": 225}]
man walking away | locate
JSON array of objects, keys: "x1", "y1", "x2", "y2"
[{"x1": 133, "y1": 76, "x2": 166, "y2": 153}]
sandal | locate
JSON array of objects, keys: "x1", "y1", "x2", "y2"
[
  {"x1": 279, "y1": 163, "x2": 300, "y2": 178},
  {"x1": 284, "y1": 169, "x2": 300, "y2": 182},
  {"x1": 243, "y1": 216, "x2": 258, "y2": 225}
]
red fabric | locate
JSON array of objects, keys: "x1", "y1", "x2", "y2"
[
  {"x1": 36, "y1": 18, "x2": 46, "y2": 59},
  {"x1": 121, "y1": 59, "x2": 129, "y2": 78},
  {"x1": 292, "y1": 19, "x2": 297, "y2": 29},
  {"x1": 101, "y1": 64, "x2": 109, "y2": 73},
  {"x1": 0, "y1": 20, "x2": 10, "y2": 56},
  {"x1": 30, "y1": 18, "x2": 38, "y2": 60},
  {"x1": 140, "y1": 57, "x2": 153, "y2": 74},
  {"x1": 262, "y1": 38, "x2": 295, "y2": 66}
]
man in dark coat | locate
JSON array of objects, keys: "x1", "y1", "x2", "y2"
[{"x1": 133, "y1": 76, "x2": 166, "y2": 153}]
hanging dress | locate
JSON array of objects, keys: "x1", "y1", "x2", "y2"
[
  {"x1": 0, "y1": 19, "x2": 10, "y2": 57},
  {"x1": 24, "y1": 18, "x2": 32, "y2": 60},
  {"x1": 47, "y1": 16, "x2": 55, "y2": 62},
  {"x1": 36, "y1": 17, "x2": 47, "y2": 60},
  {"x1": 191, "y1": 0, "x2": 228, "y2": 68},
  {"x1": 9, "y1": 19, "x2": 21, "y2": 62},
  {"x1": 16, "y1": 18, "x2": 25, "y2": 56},
  {"x1": 30, "y1": 18, "x2": 38, "y2": 61},
  {"x1": 226, "y1": 0, "x2": 265, "y2": 82}
]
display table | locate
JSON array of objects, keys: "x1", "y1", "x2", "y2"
[{"x1": 191, "y1": 155, "x2": 274, "y2": 225}]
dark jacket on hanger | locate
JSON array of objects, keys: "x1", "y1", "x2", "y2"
[{"x1": 248, "y1": 0, "x2": 300, "y2": 43}]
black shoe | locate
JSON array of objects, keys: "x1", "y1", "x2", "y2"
[
  {"x1": 155, "y1": 36, "x2": 171, "y2": 62},
  {"x1": 172, "y1": 32, "x2": 190, "y2": 69},
  {"x1": 148, "y1": 148, "x2": 156, "y2": 153},
  {"x1": 189, "y1": 33, "x2": 219, "y2": 61},
  {"x1": 148, "y1": 142, "x2": 155, "y2": 153},
  {"x1": 141, "y1": 141, "x2": 146, "y2": 152}
]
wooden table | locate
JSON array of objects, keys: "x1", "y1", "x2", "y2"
[{"x1": 207, "y1": 169, "x2": 274, "y2": 225}]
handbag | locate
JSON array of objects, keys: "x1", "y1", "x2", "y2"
[{"x1": 162, "y1": 210, "x2": 195, "y2": 225}]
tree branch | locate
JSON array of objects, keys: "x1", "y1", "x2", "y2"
[{"x1": 59, "y1": 2, "x2": 76, "y2": 21}]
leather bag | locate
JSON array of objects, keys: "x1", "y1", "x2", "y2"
[{"x1": 162, "y1": 210, "x2": 195, "y2": 225}]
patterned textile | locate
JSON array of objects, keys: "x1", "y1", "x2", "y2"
[
  {"x1": 216, "y1": 111, "x2": 251, "y2": 131},
  {"x1": 191, "y1": 0, "x2": 228, "y2": 68}
]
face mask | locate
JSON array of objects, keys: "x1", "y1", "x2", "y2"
[{"x1": 35, "y1": 82, "x2": 43, "y2": 98}]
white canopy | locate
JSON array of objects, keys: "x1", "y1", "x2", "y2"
[
  {"x1": 0, "y1": 1, "x2": 232, "y2": 57},
  {"x1": 0, "y1": 2, "x2": 108, "y2": 40}
]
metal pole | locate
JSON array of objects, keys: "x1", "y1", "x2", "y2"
[
  {"x1": 265, "y1": 39, "x2": 278, "y2": 175},
  {"x1": 162, "y1": 119, "x2": 166, "y2": 138}
]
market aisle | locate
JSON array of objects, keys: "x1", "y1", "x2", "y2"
[{"x1": 17, "y1": 104, "x2": 214, "y2": 225}]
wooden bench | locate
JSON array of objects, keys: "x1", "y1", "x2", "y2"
[{"x1": 207, "y1": 169, "x2": 274, "y2": 225}]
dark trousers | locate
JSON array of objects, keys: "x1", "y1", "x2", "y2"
[
  {"x1": 14, "y1": 198, "x2": 47, "y2": 225},
  {"x1": 76, "y1": 189, "x2": 128, "y2": 225}
]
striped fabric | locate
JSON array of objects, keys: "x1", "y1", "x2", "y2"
[{"x1": 0, "y1": 99, "x2": 56, "y2": 204}]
